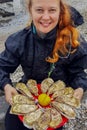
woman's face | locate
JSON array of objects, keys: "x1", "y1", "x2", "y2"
[{"x1": 30, "y1": 0, "x2": 60, "y2": 33}]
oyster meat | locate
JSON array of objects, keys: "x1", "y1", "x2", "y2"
[
  {"x1": 10, "y1": 104, "x2": 38, "y2": 115},
  {"x1": 47, "y1": 80, "x2": 66, "y2": 95},
  {"x1": 27, "y1": 79, "x2": 38, "y2": 96},
  {"x1": 16, "y1": 83, "x2": 34, "y2": 99},
  {"x1": 12, "y1": 94, "x2": 35, "y2": 105},
  {"x1": 49, "y1": 107, "x2": 62, "y2": 128},
  {"x1": 51, "y1": 101, "x2": 76, "y2": 119},
  {"x1": 41, "y1": 78, "x2": 54, "y2": 93}
]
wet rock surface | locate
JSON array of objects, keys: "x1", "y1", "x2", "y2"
[
  {"x1": 63, "y1": 91, "x2": 87, "y2": 130},
  {"x1": 0, "y1": 95, "x2": 9, "y2": 130},
  {"x1": 0, "y1": 0, "x2": 87, "y2": 130}
]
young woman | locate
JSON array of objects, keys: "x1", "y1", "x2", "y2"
[{"x1": 0, "y1": 0, "x2": 87, "y2": 130}]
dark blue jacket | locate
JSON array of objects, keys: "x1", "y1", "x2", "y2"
[
  {"x1": 0, "y1": 24, "x2": 87, "y2": 91},
  {"x1": 0, "y1": 8, "x2": 87, "y2": 91}
]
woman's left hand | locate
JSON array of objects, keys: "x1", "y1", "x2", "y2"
[{"x1": 73, "y1": 88, "x2": 84, "y2": 100}]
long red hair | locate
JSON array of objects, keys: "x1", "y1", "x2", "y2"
[{"x1": 46, "y1": 0, "x2": 80, "y2": 63}]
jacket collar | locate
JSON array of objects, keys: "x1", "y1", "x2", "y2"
[{"x1": 31, "y1": 23, "x2": 58, "y2": 40}]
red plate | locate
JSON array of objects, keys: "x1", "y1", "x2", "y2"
[{"x1": 18, "y1": 84, "x2": 68, "y2": 129}]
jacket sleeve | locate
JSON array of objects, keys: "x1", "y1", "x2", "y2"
[
  {"x1": 67, "y1": 39, "x2": 87, "y2": 91},
  {"x1": 0, "y1": 35, "x2": 21, "y2": 90}
]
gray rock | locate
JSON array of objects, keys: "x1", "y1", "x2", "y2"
[{"x1": 0, "y1": 96, "x2": 9, "y2": 130}]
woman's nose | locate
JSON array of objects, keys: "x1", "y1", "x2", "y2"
[{"x1": 42, "y1": 11, "x2": 50, "y2": 20}]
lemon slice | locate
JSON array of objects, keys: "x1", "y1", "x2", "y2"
[{"x1": 38, "y1": 94, "x2": 51, "y2": 107}]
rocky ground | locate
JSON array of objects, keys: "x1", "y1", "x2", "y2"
[{"x1": 0, "y1": 0, "x2": 87, "y2": 130}]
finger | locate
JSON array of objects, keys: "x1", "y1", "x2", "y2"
[
  {"x1": 73, "y1": 93, "x2": 82, "y2": 100},
  {"x1": 8, "y1": 98, "x2": 13, "y2": 105}
]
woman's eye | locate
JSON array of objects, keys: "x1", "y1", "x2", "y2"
[
  {"x1": 49, "y1": 9, "x2": 56, "y2": 13},
  {"x1": 36, "y1": 9, "x2": 43, "y2": 13}
]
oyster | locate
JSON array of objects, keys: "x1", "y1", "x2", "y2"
[
  {"x1": 64, "y1": 87, "x2": 74, "y2": 97},
  {"x1": 10, "y1": 104, "x2": 38, "y2": 115},
  {"x1": 33, "y1": 122, "x2": 45, "y2": 130},
  {"x1": 47, "y1": 80, "x2": 66, "y2": 95},
  {"x1": 49, "y1": 107, "x2": 62, "y2": 128},
  {"x1": 52, "y1": 87, "x2": 74, "y2": 99},
  {"x1": 52, "y1": 89, "x2": 65, "y2": 99},
  {"x1": 16, "y1": 83, "x2": 34, "y2": 99},
  {"x1": 41, "y1": 78, "x2": 54, "y2": 93},
  {"x1": 51, "y1": 101, "x2": 76, "y2": 119},
  {"x1": 27, "y1": 79, "x2": 38, "y2": 96},
  {"x1": 23, "y1": 108, "x2": 43, "y2": 127},
  {"x1": 12, "y1": 94, "x2": 35, "y2": 105},
  {"x1": 37, "y1": 108, "x2": 51, "y2": 129},
  {"x1": 55, "y1": 95, "x2": 80, "y2": 108}
]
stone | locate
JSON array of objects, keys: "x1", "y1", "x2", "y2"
[
  {"x1": 0, "y1": 0, "x2": 13, "y2": 3},
  {"x1": 0, "y1": 96, "x2": 9, "y2": 130},
  {"x1": 0, "y1": 8, "x2": 14, "y2": 17}
]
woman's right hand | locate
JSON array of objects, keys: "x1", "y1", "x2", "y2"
[{"x1": 4, "y1": 84, "x2": 18, "y2": 105}]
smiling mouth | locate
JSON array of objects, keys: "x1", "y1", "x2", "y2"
[{"x1": 40, "y1": 22, "x2": 51, "y2": 27}]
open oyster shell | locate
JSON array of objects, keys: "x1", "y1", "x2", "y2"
[
  {"x1": 23, "y1": 108, "x2": 43, "y2": 127},
  {"x1": 33, "y1": 122, "x2": 45, "y2": 130},
  {"x1": 55, "y1": 95, "x2": 80, "y2": 108},
  {"x1": 52, "y1": 87, "x2": 74, "y2": 99},
  {"x1": 63, "y1": 87, "x2": 74, "y2": 97},
  {"x1": 41, "y1": 78, "x2": 54, "y2": 93},
  {"x1": 37, "y1": 108, "x2": 51, "y2": 129},
  {"x1": 52, "y1": 89, "x2": 65, "y2": 99},
  {"x1": 16, "y1": 83, "x2": 34, "y2": 99},
  {"x1": 10, "y1": 104, "x2": 38, "y2": 115},
  {"x1": 27, "y1": 79, "x2": 38, "y2": 96},
  {"x1": 49, "y1": 107, "x2": 62, "y2": 128},
  {"x1": 12, "y1": 94, "x2": 35, "y2": 105},
  {"x1": 47, "y1": 80, "x2": 66, "y2": 95},
  {"x1": 51, "y1": 101, "x2": 76, "y2": 119}
]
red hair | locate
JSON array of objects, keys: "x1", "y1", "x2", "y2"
[{"x1": 46, "y1": 0, "x2": 80, "y2": 63}]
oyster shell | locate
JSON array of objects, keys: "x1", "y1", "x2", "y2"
[
  {"x1": 52, "y1": 89, "x2": 65, "y2": 99},
  {"x1": 16, "y1": 83, "x2": 34, "y2": 99},
  {"x1": 23, "y1": 108, "x2": 43, "y2": 127},
  {"x1": 55, "y1": 95, "x2": 80, "y2": 108},
  {"x1": 64, "y1": 87, "x2": 74, "y2": 97},
  {"x1": 27, "y1": 79, "x2": 38, "y2": 96},
  {"x1": 12, "y1": 94, "x2": 35, "y2": 105},
  {"x1": 41, "y1": 78, "x2": 54, "y2": 93},
  {"x1": 47, "y1": 80, "x2": 66, "y2": 95},
  {"x1": 33, "y1": 122, "x2": 45, "y2": 130},
  {"x1": 37, "y1": 108, "x2": 51, "y2": 129},
  {"x1": 52, "y1": 87, "x2": 74, "y2": 99},
  {"x1": 49, "y1": 107, "x2": 62, "y2": 128},
  {"x1": 10, "y1": 104, "x2": 38, "y2": 115},
  {"x1": 51, "y1": 101, "x2": 76, "y2": 119}
]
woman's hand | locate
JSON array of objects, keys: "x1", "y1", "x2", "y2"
[
  {"x1": 4, "y1": 84, "x2": 18, "y2": 105},
  {"x1": 73, "y1": 87, "x2": 84, "y2": 101}
]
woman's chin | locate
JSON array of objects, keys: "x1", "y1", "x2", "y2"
[
  {"x1": 38, "y1": 26, "x2": 53, "y2": 34},
  {"x1": 39, "y1": 29, "x2": 52, "y2": 34}
]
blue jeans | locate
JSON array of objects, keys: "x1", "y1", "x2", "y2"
[{"x1": 5, "y1": 106, "x2": 63, "y2": 130}]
